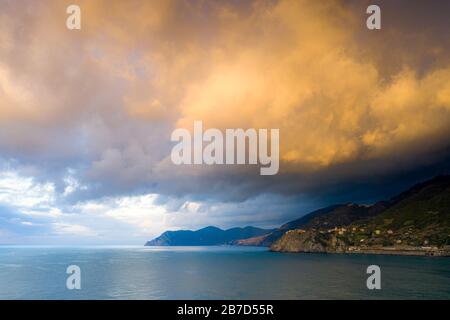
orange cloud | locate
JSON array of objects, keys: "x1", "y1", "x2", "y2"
[{"x1": 0, "y1": 0, "x2": 449, "y2": 177}]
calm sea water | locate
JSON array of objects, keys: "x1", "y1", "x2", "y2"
[{"x1": 0, "y1": 245, "x2": 448, "y2": 299}]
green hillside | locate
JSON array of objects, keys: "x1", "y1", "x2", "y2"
[
  {"x1": 271, "y1": 176, "x2": 450, "y2": 255},
  {"x1": 349, "y1": 175, "x2": 450, "y2": 246}
]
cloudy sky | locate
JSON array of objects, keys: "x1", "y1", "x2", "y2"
[{"x1": 0, "y1": 0, "x2": 449, "y2": 244}]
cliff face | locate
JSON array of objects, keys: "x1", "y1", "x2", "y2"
[{"x1": 270, "y1": 230, "x2": 328, "y2": 253}]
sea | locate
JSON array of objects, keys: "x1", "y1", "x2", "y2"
[{"x1": 0, "y1": 245, "x2": 448, "y2": 299}]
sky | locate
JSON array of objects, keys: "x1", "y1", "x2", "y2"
[{"x1": 0, "y1": 0, "x2": 449, "y2": 244}]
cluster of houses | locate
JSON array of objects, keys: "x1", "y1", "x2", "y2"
[
  {"x1": 288, "y1": 226, "x2": 396, "y2": 237},
  {"x1": 324, "y1": 226, "x2": 396, "y2": 236}
]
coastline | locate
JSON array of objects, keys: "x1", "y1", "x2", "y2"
[{"x1": 269, "y1": 245, "x2": 450, "y2": 257}]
